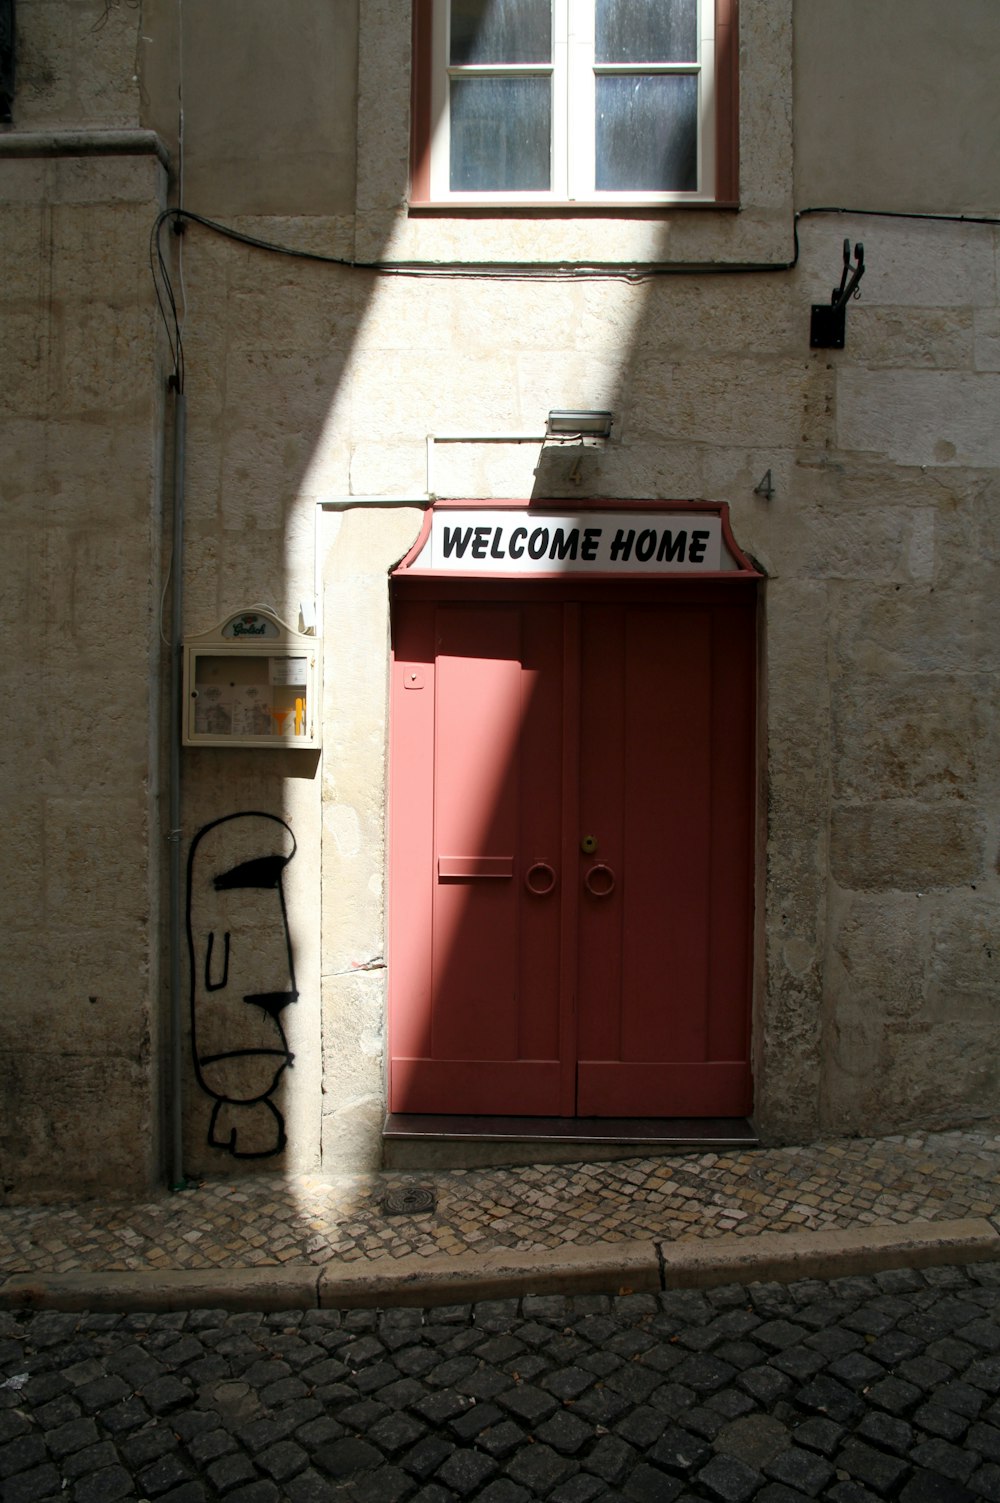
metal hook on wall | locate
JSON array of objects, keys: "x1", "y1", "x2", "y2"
[{"x1": 810, "y1": 239, "x2": 866, "y2": 349}]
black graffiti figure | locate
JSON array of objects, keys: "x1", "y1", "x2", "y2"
[{"x1": 186, "y1": 812, "x2": 299, "y2": 1158}]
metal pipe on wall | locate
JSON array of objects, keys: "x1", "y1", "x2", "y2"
[{"x1": 167, "y1": 388, "x2": 188, "y2": 1191}]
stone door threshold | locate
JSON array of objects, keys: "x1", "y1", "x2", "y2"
[{"x1": 382, "y1": 1114, "x2": 758, "y2": 1169}]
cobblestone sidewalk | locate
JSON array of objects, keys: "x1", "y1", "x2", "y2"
[{"x1": 1, "y1": 1126, "x2": 997, "y2": 1278}]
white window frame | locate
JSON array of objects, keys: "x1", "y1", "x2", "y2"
[{"x1": 426, "y1": 0, "x2": 718, "y2": 206}]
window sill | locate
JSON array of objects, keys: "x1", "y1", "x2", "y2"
[{"x1": 407, "y1": 199, "x2": 741, "y2": 217}]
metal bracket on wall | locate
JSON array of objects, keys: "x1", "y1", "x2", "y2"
[{"x1": 810, "y1": 238, "x2": 866, "y2": 349}]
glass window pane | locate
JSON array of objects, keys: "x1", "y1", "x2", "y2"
[
  {"x1": 595, "y1": 74, "x2": 698, "y2": 191},
  {"x1": 450, "y1": 0, "x2": 551, "y2": 65},
  {"x1": 450, "y1": 76, "x2": 551, "y2": 190},
  {"x1": 595, "y1": 0, "x2": 698, "y2": 63}
]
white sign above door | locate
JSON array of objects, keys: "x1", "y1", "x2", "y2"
[{"x1": 409, "y1": 509, "x2": 746, "y2": 575}]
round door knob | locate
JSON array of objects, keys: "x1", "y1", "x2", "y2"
[
  {"x1": 580, "y1": 835, "x2": 598, "y2": 854},
  {"x1": 525, "y1": 861, "x2": 557, "y2": 896},
  {"x1": 584, "y1": 863, "x2": 616, "y2": 898}
]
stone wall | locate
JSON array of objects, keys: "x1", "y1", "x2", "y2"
[
  {"x1": 0, "y1": 1, "x2": 166, "y2": 1195},
  {"x1": 1, "y1": 0, "x2": 997, "y2": 1195}
]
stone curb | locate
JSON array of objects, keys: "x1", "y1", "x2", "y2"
[
  {"x1": 319, "y1": 1239, "x2": 663, "y2": 1308},
  {"x1": 0, "y1": 1268, "x2": 321, "y2": 1314},
  {"x1": 657, "y1": 1217, "x2": 1000, "y2": 1288},
  {"x1": 0, "y1": 1218, "x2": 996, "y2": 1313}
]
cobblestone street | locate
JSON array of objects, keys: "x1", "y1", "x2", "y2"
[{"x1": 3, "y1": 1264, "x2": 1000, "y2": 1502}]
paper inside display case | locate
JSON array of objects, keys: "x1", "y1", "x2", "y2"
[{"x1": 269, "y1": 656, "x2": 308, "y2": 686}]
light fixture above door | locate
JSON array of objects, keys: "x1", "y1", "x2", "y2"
[{"x1": 546, "y1": 410, "x2": 614, "y2": 439}]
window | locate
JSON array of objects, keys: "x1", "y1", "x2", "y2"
[{"x1": 411, "y1": 0, "x2": 738, "y2": 207}]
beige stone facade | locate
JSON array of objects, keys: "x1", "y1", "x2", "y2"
[{"x1": 1, "y1": 0, "x2": 998, "y2": 1196}]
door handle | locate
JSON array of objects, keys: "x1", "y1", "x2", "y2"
[
  {"x1": 524, "y1": 861, "x2": 557, "y2": 896},
  {"x1": 583, "y1": 863, "x2": 616, "y2": 898}
]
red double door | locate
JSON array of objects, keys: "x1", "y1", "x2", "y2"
[{"x1": 389, "y1": 580, "x2": 756, "y2": 1119}]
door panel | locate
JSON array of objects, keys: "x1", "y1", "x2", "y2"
[
  {"x1": 707, "y1": 604, "x2": 757, "y2": 1065},
  {"x1": 390, "y1": 601, "x2": 565, "y2": 1114},
  {"x1": 575, "y1": 605, "x2": 625, "y2": 1065},
  {"x1": 389, "y1": 587, "x2": 755, "y2": 1118},
  {"x1": 389, "y1": 600, "x2": 436, "y2": 1068},
  {"x1": 621, "y1": 606, "x2": 713, "y2": 1066},
  {"x1": 575, "y1": 1061, "x2": 752, "y2": 1117},
  {"x1": 431, "y1": 605, "x2": 521, "y2": 1063},
  {"x1": 390, "y1": 1058, "x2": 563, "y2": 1117},
  {"x1": 576, "y1": 603, "x2": 754, "y2": 1116}
]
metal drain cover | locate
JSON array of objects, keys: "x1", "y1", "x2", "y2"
[{"x1": 381, "y1": 1186, "x2": 437, "y2": 1216}]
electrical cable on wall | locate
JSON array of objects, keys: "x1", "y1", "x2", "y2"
[
  {"x1": 149, "y1": 204, "x2": 1000, "y2": 380},
  {"x1": 150, "y1": 211, "x2": 185, "y2": 394},
  {"x1": 174, "y1": 0, "x2": 187, "y2": 359}
]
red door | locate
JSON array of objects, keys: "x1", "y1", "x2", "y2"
[{"x1": 389, "y1": 582, "x2": 756, "y2": 1118}]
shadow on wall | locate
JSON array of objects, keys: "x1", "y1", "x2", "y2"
[
  {"x1": 186, "y1": 812, "x2": 299, "y2": 1158},
  {"x1": 158, "y1": 0, "x2": 791, "y2": 1172}
]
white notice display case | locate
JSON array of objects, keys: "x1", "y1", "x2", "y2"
[{"x1": 183, "y1": 608, "x2": 321, "y2": 749}]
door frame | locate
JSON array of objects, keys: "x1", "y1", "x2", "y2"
[{"x1": 387, "y1": 500, "x2": 763, "y2": 1120}]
